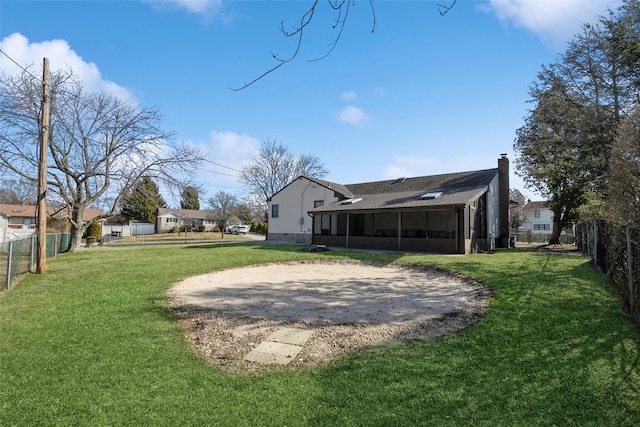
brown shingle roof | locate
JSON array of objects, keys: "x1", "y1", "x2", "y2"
[
  {"x1": 309, "y1": 168, "x2": 498, "y2": 213},
  {"x1": 0, "y1": 204, "x2": 103, "y2": 221}
]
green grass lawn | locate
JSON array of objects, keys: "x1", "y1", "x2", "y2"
[{"x1": 1, "y1": 244, "x2": 638, "y2": 426}]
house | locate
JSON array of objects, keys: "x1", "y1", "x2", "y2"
[
  {"x1": 520, "y1": 200, "x2": 553, "y2": 234},
  {"x1": 0, "y1": 204, "x2": 103, "y2": 230},
  {"x1": 267, "y1": 154, "x2": 510, "y2": 254},
  {"x1": 155, "y1": 207, "x2": 218, "y2": 233}
]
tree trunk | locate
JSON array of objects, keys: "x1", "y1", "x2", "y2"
[
  {"x1": 549, "y1": 206, "x2": 563, "y2": 244},
  {"x1": 68, "y1": 205, "x2": 87, "y2": 252}
]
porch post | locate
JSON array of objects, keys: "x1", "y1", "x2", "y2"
[
  {"x1": 397, "y1": 212, "x2": 402, "y2": 251},
  {"x1": 346, "y1": 213, "x2": 350, "y2": 248}
]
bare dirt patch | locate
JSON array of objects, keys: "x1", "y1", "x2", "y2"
[{"x1": 167, "y1": 260, "x2": 492, "y2": 373}]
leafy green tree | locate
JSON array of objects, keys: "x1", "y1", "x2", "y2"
[
  {"x1": 514, "y1": 78, "x2": 595, "y2": 244},
  {"x1": 514, "y1": 2, "x2": 640, "y2": 241},
  {"x1": 120, "y1": 177, "x2": 167, "y2": 223},
  {"x1": 180, "y1": 186, "x2": 200, "y2": 210}
]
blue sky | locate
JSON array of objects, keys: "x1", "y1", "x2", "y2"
[{"x1": 0, "y1": 0, "x2": 622, "y2": 206}]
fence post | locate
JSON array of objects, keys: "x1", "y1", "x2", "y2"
[
  {"x1": 593, "y1": 220, "x2": 598, "y2": 267},
  {"x1": 627, "y1": 226, "x2": 635, "y2": 314},
  {"x1": 6, "y1": 240, "x2": 13, "y2": 291},
  {"x1": 30, "y1": 234, "x2": 37, "y2": 272}
]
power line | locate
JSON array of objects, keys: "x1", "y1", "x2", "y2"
[
  {"x1": 199, "y1": 167, "x2": 238, "y2": 178},
  {"x1": 0, "y1": 49, "x2": 40, "y2": 82},
  {"x1": 202, "y1": 158, "x2": 241, "y2": 173}
]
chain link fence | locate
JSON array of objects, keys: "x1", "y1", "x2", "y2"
[
  {"x1": 1, "y1": 233, "x2": 71, "y2": 291},
  {"x1": 575, "y1": 220, "x2": 639, "y2": 325}
]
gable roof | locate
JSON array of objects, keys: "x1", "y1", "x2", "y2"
[
  {"x1": 0, "y1": 204, "x2": 103, "y2": 222},
  {"x1": 268, "y1": 175, "x2": 354, "y2": 201},
  {"x1": 524, "y1": 200, "x2": 550, "y2": 210},
  {"x1": 309, "y1": 168, "x2": 499, "y2": 213}
]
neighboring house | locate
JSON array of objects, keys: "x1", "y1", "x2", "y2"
[
  {"x1": 155, "y1": 207, "x2": 218, "y2": 233},
  {"x1": 0, "y1": 204, "x2": 103, "y2": 230},
  {"x1": 520, "y1": 200, "x2": 554, "y2": 234},
  {"x1": 267, "y1": 155, "x2": 510, "y2": 254}
]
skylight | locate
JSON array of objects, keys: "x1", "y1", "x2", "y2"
[
  {"x1": 341, "y1": 197, "x2": 362, "y2": 205},
  {"x1": 420, "y1": 191, "x2": 443, "y2": 200}
]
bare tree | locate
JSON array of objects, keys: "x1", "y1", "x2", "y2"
[
  {"x1": 239, "y1": 139, "x2": 328, "y2": 209},
  {"x1": 608, "y1": 107, "x2": 640, "y2": 226},
  {"x1": 0, "y1": 67, "x2": 204, "y2": 251},
  {"x1": 232, "y1": 0, "x2": 457, "y2": 90},
  {"x1": 208, "y1": 191, "x2": 238, "y2": 238},
  {"x1": 0, "y1": 178, "x2": 38, "y2": 204},
  {"x1": 509, "y1": 188, "x2": 527, "y2": 230}
]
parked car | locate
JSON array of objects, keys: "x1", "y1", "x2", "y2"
[{"x1": 229, "y1": 224, "x2": 251, "y2": 234}]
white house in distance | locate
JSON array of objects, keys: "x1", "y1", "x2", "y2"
[
  {"x1": 267, "y1": 154, "x2": 511, "y2": 254},
  {"x1": 520, "y1": 200, "x2": 553, "y2": 234},
  {"x1": 155, "y1": 208, "x2": 217, "y2": 233}
]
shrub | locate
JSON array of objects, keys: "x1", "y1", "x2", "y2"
[
  {"x1": 251, "y1": 221, "x2": 267, "y2": 235},
  {"x1": 85, "y1": 220, "x2": 102, "y2": 246}
]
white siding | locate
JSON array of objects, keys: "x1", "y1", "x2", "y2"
[
  {"x1": 521, "y1": 205, "x2": 554, "y2": 234},
  {"x1": 268, "y1": 177, "x2": 339, "y2": 242}
]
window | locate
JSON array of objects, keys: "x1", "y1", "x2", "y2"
[
  {"x1": 271, "y1": 204, "x2": 279, "y2": 219},
  {"x1": 533, "y1": 224, "x2": 551, "y2": 230},
  {"x1": 534, "y1": 210, "x2": 541, "y2": 218},
  {"x1": 314, "y1": 200, "x2": 324, "y2": 208}
]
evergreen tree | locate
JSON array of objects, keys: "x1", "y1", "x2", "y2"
[
  {"x1": 180, "y1": 186, "x2": 200, "y2": 210},
  {"x1": 120, "y1": 176, "x2": 167, "y2": 223},
  {"x1": 234, "y1": 204, "x2": 253, "y2": 224}
]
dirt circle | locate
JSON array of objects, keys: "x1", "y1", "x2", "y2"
[{"x1": 167, "y1": 260, "x2": 492, "y2": 373}]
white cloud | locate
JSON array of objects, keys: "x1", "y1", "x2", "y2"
[
  {"x1": 341, "y1": 91, "x2": 358, "y2": 101},
  {"x1": 207, "y1": 130, "x2": 260, "y2": 171},
  {"x1": 0, "y1": 33, "x2": 136, "y2": 103},
  {"x1": 143, "y1": 0, "x2": 228, "y2": 21},
  {"x1": 338, "y1": 105, "x2": 371, "y2": 126},
  {"x1": 383, "y1": 155, "x2": 444, "y2": 179},
  {"x1": 484, "y1": 0, "x2": 622, "y2": 47}
]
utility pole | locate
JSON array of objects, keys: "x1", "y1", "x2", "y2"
[{"x1": 36, "y1": 57, "x2": 50, "y2": 274}]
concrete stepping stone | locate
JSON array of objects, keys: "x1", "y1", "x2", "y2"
[
  {"x1": 268, "y1": 328, "x2": 313, "y2": 346},
  {"x1": 244, "y1": 327, "x2": 313, "y2": 365},
  {"x1": 244, "y1": 341, "x2": 304, "y2": 365}
]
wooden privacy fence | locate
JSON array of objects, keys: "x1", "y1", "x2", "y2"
[
  {"x1": 0, "y1": 233, "x2": 71, "y2": 291},
  {"x1": 575, "y1": 220, "x2": 639, "y2": 325}
]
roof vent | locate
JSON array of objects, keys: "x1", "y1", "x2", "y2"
[
  {"x1": 341, "y1": 197, "x2": 362, "y2": 205},
  {"x1": 394, "y1": 177, "x2": 406, "y2": 184},
  {"x1": 420, "y1": 191, "x2": 443, "y2": 200}
]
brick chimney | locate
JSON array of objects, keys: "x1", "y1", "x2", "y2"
[{"x1": 498, "y1": 153, "x2": 510, "y2": 244}]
